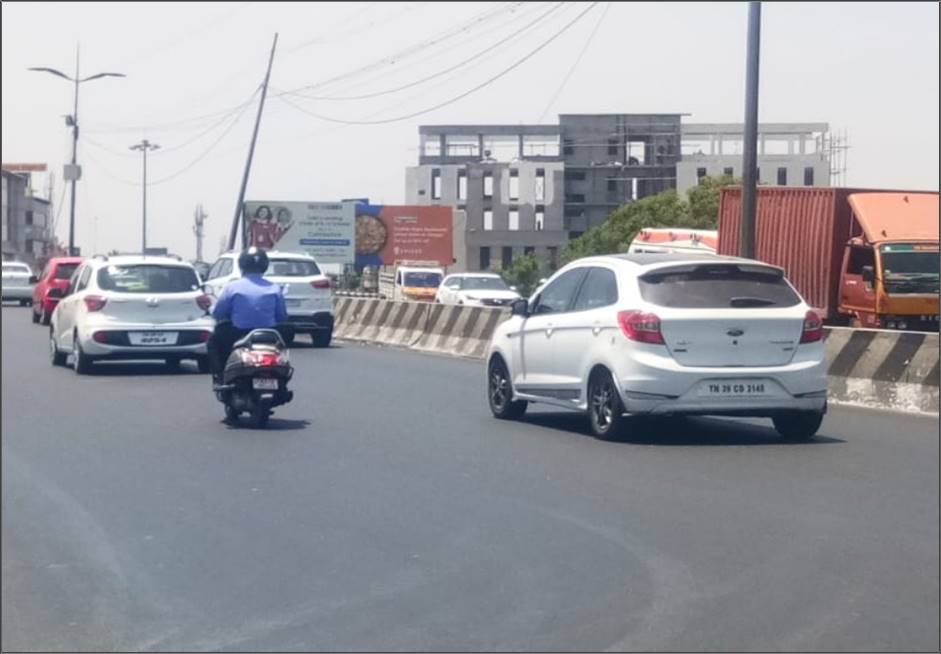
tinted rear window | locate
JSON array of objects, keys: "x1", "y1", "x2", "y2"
[
  {"x1": 54, "y1": 263, "x2": 79, "y2": 280},
  {"x1": 639, "y1": 264, "x2": 801, "y2": 308},
  {"x1": 266, "y1": 259, "x2": 321, "y2": 277},
  {"x1": 97, "y1": 265, "x2": 200, "y2": 293}
]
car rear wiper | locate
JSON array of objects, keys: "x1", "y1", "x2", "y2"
[{"x1": 729, "y1": 296, "x2": 776, "y2": 307}]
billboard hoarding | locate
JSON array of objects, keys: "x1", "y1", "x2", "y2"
[
  {"x1": 244, "y1": 200, "x2": 355, "y2": 265},
  {"x1": 354, "y1": 203, "x2": 453, "y2": 268}
]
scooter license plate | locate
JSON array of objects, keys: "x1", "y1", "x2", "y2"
[{"x1": 252, "y1": 378, "x2": 279, "y2": 390}]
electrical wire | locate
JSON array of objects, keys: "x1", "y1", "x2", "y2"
[
  {"x1": 274, "y1": 2, "x2": 600, "y2": 126},
  {"x1": 274, "y1": 2, "x2": 524, "y2": 97},
  {"x1": 284, "y1": 2, "x2": 567, "y2": 102},
  {"x1": 538, "y1": 1, "x2": 610, "y2": 122}
]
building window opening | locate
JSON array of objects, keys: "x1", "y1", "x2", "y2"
[
  {"x1": 804, "y1": 167, "x2": 814, "y2": 186},
  {"x1": 535, "y1": 168, "x2": 546, "y2": 202},
  {"x1": 483, "y1": 209, "x2": 493, "y2": 231},
  {"x1": 457, "y1": 170, "x2": 467, "y2": 200},
  {"x1": 509, "y1": 209, "x2": 519, "y2": 231},
  {"x1": 483, "y1": 172, "x2": 494, "y2": 199},
  {"x1": 535, "y1": 207, "x2": 545, "y2": 231},
  {"x1": 777, "y1": 167, "x2": 788, "y2": 185},
  {"x1": 509, "y1": 169, "x2": 519, "y2": 201},
  {"x1": 723, "y1": 166, "x2": 734, "y2": 177},
  {"x1": 502, "y1": 247, "x2": 513, "y2": 270},
  {"x1": 479, "y1": 247, "x2": 491, "y2": 270},
  {"x1": 431, "y1": 169, "x2": 441, "y2": 200}
]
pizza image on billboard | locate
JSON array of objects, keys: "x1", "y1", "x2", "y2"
[{"x1": 353, "y1": 203, "x2": 452, "y2": 268}]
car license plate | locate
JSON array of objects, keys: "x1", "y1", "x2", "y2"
[
  {"x1": 286, "y1": 298, "x2": 302, "y2": 307},
  {"x1": 128, "y1": 331, "x2": 178, "y2": 346},
  {"x1": 699, "y1": 380, "x2": 767, "y2": 397},
  {"x1": 253, "y1": 378, "x2": 278, "y2": 390}
]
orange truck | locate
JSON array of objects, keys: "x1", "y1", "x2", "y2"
[{"x1": 718, "y1": 187, "x2": 939, "y2": 331}]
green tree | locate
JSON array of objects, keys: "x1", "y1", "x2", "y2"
[
  {"x1": 501, "y1": 253, "x2": 541, "y2": 297},
  {"x1": 561, "y1": 176, "x2": 739, "y2": 263}
]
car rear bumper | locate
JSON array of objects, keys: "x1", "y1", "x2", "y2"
[
  {"x1": 614, "y1": 344, "x2": 828, "y2": 416},
  {"x1": 79, "y1": 319, "x2": 214, "y2": 357},
  {"x1": 2, "y1": 287, "x2": 33, "y2": 300},
  {"x1": 280, "y1": 312, "x2": 334, "y2": 332}
]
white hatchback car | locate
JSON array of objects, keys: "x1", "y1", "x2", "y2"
[
  {"x1": 487, "y1": 253, "x2": 828, "y2": 441},
  {"x1": 49, "y1": 255, "x2": 214, "y2": 374},
  {"x1": 2, "y1": 261, "x2": 36, "y2": 305},
  {"x1": 435, "y1": 273, "x2": 521, "y2": 307},
  {"x1": 204, "y1": 250, "x2": 335, "y2": 347}
]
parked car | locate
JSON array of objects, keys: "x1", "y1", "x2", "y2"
[
  {"x1": 2, "y1": 261, "x2": 37, "y2": 305},
  {"x1": 435, "y1": 273, "x2": 521, "y2": 307},
  {"x1": 486, "y1": 253, "x2": 828, "y2": 441},
  {"x1": 204, "y1": 250, "x2": 334, "y2": 347},
  {"x1": 49, "y1": 255, "x2": 214, "y2": 374},
  {"x1": 31, "y1": 256, "x2": 84, "y2": 325}
]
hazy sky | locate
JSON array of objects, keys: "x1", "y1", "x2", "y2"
[{"x1": 2, "y1": 1, "x2": 938, "y2": 259}]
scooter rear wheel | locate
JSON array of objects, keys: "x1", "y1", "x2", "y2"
[
  {"x1": 248, "y1": 406, "x2": 270, "y2": 428},
  {"x1": 224, "y1": 403, "x2": 240, "y2": 423}
]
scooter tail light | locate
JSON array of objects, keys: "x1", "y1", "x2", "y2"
[
  {"x1": 617, "y1": 310, "x2": 665, "y2": 345},
  {"x1": 800, "y1": 309, "x2": 824, "y2": 343}
]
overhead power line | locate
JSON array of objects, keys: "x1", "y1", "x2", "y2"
[
  {"x1": 538, "y1": 1, "x2": 611, "y2": 122},
  {"x1": 274, "y1": 2, "x2": 601, "y2": 126},
  {"x1": 284, "y1": 2, "x2": 567, "y2": 102}
]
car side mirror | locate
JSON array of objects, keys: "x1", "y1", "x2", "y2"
[
  {"x1": 511, "y1": 298, "x2": 529, "y2": 317},
  {"x1": 509, "y1": 285, "x2": 518, "y2": 292},
  {"x1": 47, "y1": 288, "x2": 65, "y2": 299},
  {"x1": 29, "y1": 275, "x2": 38, "y2": 284},
  {"x1": 861, "y1": 265, "x2": 874, "y2": 284}
]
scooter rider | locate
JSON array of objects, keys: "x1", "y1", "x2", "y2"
[{"x1": 208, "y1": 247, "x2": 288, "y2": 385}]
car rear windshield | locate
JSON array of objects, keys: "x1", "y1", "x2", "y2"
[
  {"x1": 97, "y1": 265, "x2": 200, "y2": 293},
  {"x1": 463, "y1": 277, "x2": 509, "y2": 290},
  {"x1": 638, "y1": 264, "x2": 801, "y2": 308},
  {"x1": 54, "y1": 263, "x2": 79, "y2": 280},
  {"x1": 266, "y1": 259, "x2": 321, "y2": 277}
]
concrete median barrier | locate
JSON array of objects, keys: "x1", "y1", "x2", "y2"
[
  {"x1": 333, "y1": 298, "x2": 940, "y2": 414},
  {"x1": 824, "y1": 327, "x2": 939, "y2": 414}
]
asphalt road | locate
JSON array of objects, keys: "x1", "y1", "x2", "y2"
[{"x1": 2, "y1": 304, "x2": 938, "y2": 652}]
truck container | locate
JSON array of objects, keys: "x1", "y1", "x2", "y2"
[{"x1": 718, "y1": 187, "x2": 939, "y2": 330}]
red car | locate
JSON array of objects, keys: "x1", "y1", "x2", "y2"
[{"x1": 31, "y1": 256, "x2": 84, "y2": 325}]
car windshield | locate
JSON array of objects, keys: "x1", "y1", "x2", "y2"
[
  {"x1": 463, "y1": 277, "x2": 509, "y2": 291},
  {"x1": 404, "y1": 272, "x2": 442, "y2": 287},
  {"x1": 266, "y1": 258, "x2": 321, "y2": 277},
  {"x1": 3, "y1": 264, "x2": 30, "y2": 274},
  {"x1": 639, "y1": 264, "x2": 801, "y2": 308},
  {"x1": 54, "y1": 263, "x2": 79, "y2": 280},
  {"x1": 97, "y1": 265, "x2": 200, "y2": 293}
]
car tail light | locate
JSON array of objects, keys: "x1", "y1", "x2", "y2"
[
  {"x1": 310, "y1": 279, "x2": 331, "y2": 290},
  {"x1": 199, "y1": 330, "x2": 212, "y2": 342},
  {"x1": 93, "y1": 331, "x2": 109, "y2": 343},
  {"x1": 617, "y1": 310, "x2": 665, "y2": 345},
  {"x1": 84, "y1": 295, "x2": 108, "y2": 312},
  {"x1": 196, "y1": 294, "x2": 212, "y2": 311},
  {"x1": 800, "y1": 310, "x2": 824, "y2": 343}
]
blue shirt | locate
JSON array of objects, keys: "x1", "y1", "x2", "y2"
[{"x1": 212, "y1": 273, "x2": 288, "y2": 329}]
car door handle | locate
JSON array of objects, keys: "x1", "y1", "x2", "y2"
[
  {"x1": 592, "y1": 323, "x2": 602, "y2": 336},
  {"x1": 545, "y1": 324, "x2": 554, "y2": 337}
]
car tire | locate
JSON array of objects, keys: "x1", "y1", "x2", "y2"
[
  {"x1": 311, "y1": 329, "x2": 332, "y2": 348},
  {"x1": 19, "y1": 299, "x2": 29, "y2": 307},
  {"x1": 72, "y1": 337, "x2": 94, "y2": 375},
  {"x1": 488, "y1": 356, "x2": 527, "y2": 420},
  {"x1": 196, "y1": 356, "x2": 211, "y2": 374},
  {"x1": 165, "y1": 358, "x2": 182, "y2": 372},
  {"x1": 50, "y1": 329, "x2": 67, "y2": 367},
  {"x1": 280, "y1": 329, "x2": 295, "y2": 346},
  {"x1": 773, "y1": 411, "x2": 823, "y2": 442},
  {"x1": 588, "y1": 368, "x2": 626, "y2": 441}
]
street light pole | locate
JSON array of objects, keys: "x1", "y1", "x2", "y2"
[
  {"x1": 29, "y1": 48, "x2": 125, "y2": 256},
  {"x1": 740, "y1": 1, "x2": 761, "y2": 259},
  {"x1": 129, "y1": 140, "x2": 160, "y2": 253}
]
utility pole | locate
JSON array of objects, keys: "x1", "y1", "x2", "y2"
[
  {"x1": 228, "y1": 33, "x2": 279, "y2": 250},
  {"x1": 129, "y1": 139, "x2": 160, "y2": 252},
  {"x1": 193, "y1": 204, "x2": 207, "y2": 261},
  {"x1": 29, "y1": 46, "x2": 124, "y2": 256},
  {"x1": 740, "y1": 1, "x2": 761, "y2": 259}
]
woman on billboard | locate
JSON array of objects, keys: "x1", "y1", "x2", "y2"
[{"x1": 249, "y1": 205, "x2": 279, "y2": 250}]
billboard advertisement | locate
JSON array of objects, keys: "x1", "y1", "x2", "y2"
[
  {"x1": 244, "y1": 200, "x2": 355, "y2": 264},
  {"x1": 354, "y1": 203, "x2": 453, "y2": 268}
]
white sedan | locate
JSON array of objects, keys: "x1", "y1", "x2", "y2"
[
  {"x1": 49, "y1": 255, "x2": 214, "y2": 374},
  {"x1": 435, "y1": 273, "x2": 521, "y2": 307},
  {"x1": 487, "y1": 253, "x2": 828, "y2": 441}
]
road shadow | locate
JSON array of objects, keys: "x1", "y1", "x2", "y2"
[
  {"x1": 86, "y1": 361, "x2": 205, "y2": 376},
  {"x1": 520, "y1": 412, "x2": 844, "y2": 446},
  {"x1": 221, "y1": 418, "x2": 311, "y2": 431}
]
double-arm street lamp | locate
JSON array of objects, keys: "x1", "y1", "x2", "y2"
[{"x1": 29, "y1": 48, "x2": 125, "y2": 255}]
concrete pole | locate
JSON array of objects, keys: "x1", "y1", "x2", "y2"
[{"x1": 740, "y1": 2, "x2": 761, "y2": 259}]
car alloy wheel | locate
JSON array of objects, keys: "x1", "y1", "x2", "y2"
[
  {"x1": 588, "y1": 370, "x2": 625, "y2": 440},
  {"x1": 488, "y1": 357, "x2": 526, "y2": 419}
]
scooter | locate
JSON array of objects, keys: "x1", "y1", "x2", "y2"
[{"x1": 214, "y1": 328, "x2": 294, "y2": 427}]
